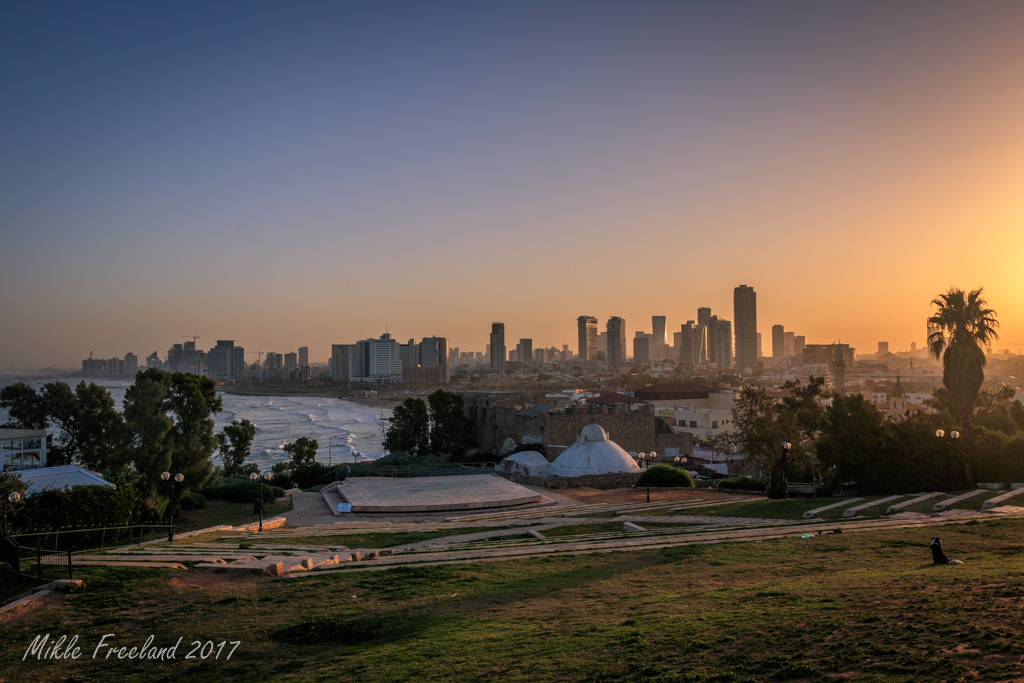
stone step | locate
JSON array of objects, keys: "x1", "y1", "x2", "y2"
[{"x1": 933, "y1": 489, "x2": 989, "y2": 512}]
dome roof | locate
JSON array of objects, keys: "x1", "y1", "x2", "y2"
[
  {"x1": 551, "y1": 425, "x2": 641, "y2": 477},
  {"x1": 500, "y1": 451, "x2": 552, "y2": 477}
]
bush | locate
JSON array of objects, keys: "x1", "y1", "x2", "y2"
[
  {"x1": 179, "y1": 491, "x2": 206, "y2": 511},
  {"x1": 717, "y1": 476, "x2": 766, "y2": 492},
  {"x1": 201, "y1": 477, "x2": 284, "y2": 503},
  {"x1": 636, "y1": 464, "x2": 695, "y2": 488},
  {"x1": 11, "y1": 483, "x2": 142, "y2": 533}
]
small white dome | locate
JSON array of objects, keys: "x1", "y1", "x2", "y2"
[
  {"x1": 580, "y1": 423, "x2": 608, "y2": 441},
  {"x1": 552, "y1": 425, "x2": 640, "y2": 477}
]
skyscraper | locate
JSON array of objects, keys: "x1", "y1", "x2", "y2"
[
  {"x1": 490, "y1": 323, "x2": 505, "y2": 375},
  {"x1": 651, "y1": 316, "x2": 667, "y2": 360},
  {"x1": 633, "y1": 331, "x2": 650, "y2": 364},
  {"x1": 577, "y1": 315, "x2": 598, "y2": 361},
  {"x1": 606, "y1": 316, "x2": 627, "y2": 369},
  {"x1": 208, "y1": 340, "x2": 245, "y2": 383},
  {"x1": 715, "y1": 319, "x2": 733, "y2": 369},
  {"x1": 697, "y1": 307, "x2": 712, "y2": 364},
  {"x1": 772, "y1": 324, "x2": 786, "y2": 358},
  {"x1": 516, "y1": 338, "x2": 533, "y2": 366},
  {"x1": 733, "y1": 285, "x2": 757, "y2": 372}
]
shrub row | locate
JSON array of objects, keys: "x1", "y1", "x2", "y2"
[
  {"x1": 717, "y1": 476, "x2": 767, "y2": 492},
  {"x1": 636, "y1": 464, "x2": 695, "y2": 488}
]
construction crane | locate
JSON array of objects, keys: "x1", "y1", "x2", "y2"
[
  {"x1": 182, "y1": 334, "x2": 200, "y2": 345},
  {"x1": 246, "y1": 350, "x2": 264, "y2": 366}
]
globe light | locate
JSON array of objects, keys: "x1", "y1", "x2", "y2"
[{"x1": 936, "y1": 430, "x2": 945, "y2": 438}]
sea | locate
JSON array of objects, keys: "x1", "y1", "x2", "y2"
[{"x1": 0, "y1": 377, "x2": 390, "y2": 473}]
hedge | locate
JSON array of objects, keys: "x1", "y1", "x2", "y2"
[
  {"x1": 636, "y1": 464, "x2": 695, "y2": 488},
  {"x1": 717, "y1": 476, "x2": 767, "y2": 492}
]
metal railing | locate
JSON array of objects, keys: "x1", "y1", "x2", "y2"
[
  {"x1": 323, "y1": 462, "x2": 497, "y2": 483},
  {"x1": 12, "y1": 524, "x2": 173, "y2": 554},
  {"x1": 2, "y1": 534, "x2": 72, "y2": 581}
]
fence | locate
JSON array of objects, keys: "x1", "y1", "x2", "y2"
[
  {"x1": 12, "y1": 524, "x2": 173, "y2": 554},
  {"x1": 323, "y1": 462, "x2": 496, "y2": 483},
  {"x1": 2, "y1": 534, "x2": 72, "y2": 581}
]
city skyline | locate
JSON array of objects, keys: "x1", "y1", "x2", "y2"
[{"x1": 3, "y1": 2, "x2": 1024, "y2": 369}]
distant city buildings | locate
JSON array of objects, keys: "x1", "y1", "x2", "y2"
[
  {"x1": 733, "y1": 285, "x2": 757, "y2": 372},
  {"x1": 208, "y1": 340, "x2": 245, "y2": 383},
  {"x1": 606, "y1": 316, "x2": 627, "y2": 369},
  {"x1": 490, "y1": 323, "x2": 506, "y2": 376},
  {"x1": 577, "y1": 316, "x2": 598, "y2": 361}
]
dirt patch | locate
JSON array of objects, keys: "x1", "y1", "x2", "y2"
[
  {"x1": 552, "y1": 487, "x2": 740, "y2": 505},
  {"x1": 0, "y1": 591, "x2": 64, "y2": 627},
  {"x1": 170, "y1": 572, "x2": 263, "y2": 589}
]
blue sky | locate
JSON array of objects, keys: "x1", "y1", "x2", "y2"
[{"x1": 3, "y1": 1, "x2": 1023, "y2": 368}]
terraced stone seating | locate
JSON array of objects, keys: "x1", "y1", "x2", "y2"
[{"x1": 933, "y1": 489, "x2": 988, "y2": 512}]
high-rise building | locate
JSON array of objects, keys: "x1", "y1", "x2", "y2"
[
  {"x1": 124, "y1": 352, "x2": 138, "y2": 377},
  {"x1": 516, "y1": 338, "x2": 533, "y2": 366},
  {"x1": 490, "y1": 323, "x2": 506, "y2": 375},
  {"x1": 577, "y1": 316, "x2": 598, "y2": 361},
  {"x1": 651, "y1": 316, "x2": 667, "y2": 360},
  {"x1": 284, "y1": 352, "x2": 298, "y2": 372},
  {"x1": 697, "y1": 307, "x2": 712, "y2": 364},
  {"x1": 733, "y1": 285, "x2": 757, "y2": 372},
  {"x1": 208, "y1": 340, "x2": 245, "y2": 383},
  {"x1": 298, "y1": 347, "x2": 308, "y2": 369},
  {"x1": 633, "y1": 331, "x2": 650, "y2": 364},
  {"x1": 794, "y1": 335, "x2": 805, "y2": 357},
  {"x1": 678, "y1": 321, "x2": 698, "y2": 365},
  {"x1": 607, "y1": 316, "x2": 627, "y2": 368},
  {"x1": 330, "y1": 344, "x2": 352, "y2": 382},
  {"x1": 878, "y1": 341, "x2": 889, "y2": 355},
  {"x1": 772, "y1": 324, "x2": 786, "y2": 358},
  {"x1": 784, "y1": 331, "x2": 795, "y2": 357},
  {"x1": 715, "y1": 319, "x2": 733, "y2": 369}
]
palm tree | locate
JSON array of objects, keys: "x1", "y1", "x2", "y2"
[{"x1": 927, "y1": 287, "x2": 999, "y2": 485}]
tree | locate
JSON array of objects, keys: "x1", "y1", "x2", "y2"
[
  {"x1": 0, "y1": 382, "x2": 47, "y2": 429},
  {"x1": 217, "y1": 419, "x2": 257, "y2": 476},
  {"x1": 72, "y1": 381, "x2": 128, "y2": 471},
  {"x1": 815, "y1": 393, "x2": 887, "y2": 492},
  {"x1": 928, "y1": 287, "x2": 999, "y2": 484},
  {"x1": 730, "y1": 378, "x2": 824, "y2": 498},
  {"x1": 282, "y1": 437, "x2": 319, "y2": 467},
  {"x1": 384, "y1": 398, "x2": 430, "y2": 456},
  {"x1": 427, "y1": 390, "x2": 476, "y2": 459},
  {"x1": 122, "y1": 369, "x2": 221, "y2": 516}
]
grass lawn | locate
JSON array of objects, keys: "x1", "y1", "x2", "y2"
[
  {"x1": 173, "y1": 501, "x2": 292, "y2": 534},
  {"x1": 5, "y1": 518, "x2": 1024, "y2": 681}
]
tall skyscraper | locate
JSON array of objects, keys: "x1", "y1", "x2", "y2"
[
  {"x1": 678, "y1": 321, "x2": 698, "y2": 365},
  {"x1": 733, "y1": 285, "x2": 757, "y2": 372},
  {"x1": 490, "y1": 323, "x2": 506, "y2": 375},
  {"x1": 772, "y1": 324, "x2": 786, "y2": 358},
  {"x1": 715, "y1": 319, "x2": 733, "y2": 369},
  {"x1": 697, "y1": 307, "x2": 712, "y2": 364},
  {"x1": 577, "y1": 315, "x2": 598, "y2": 361},
  {"x1": 298, "y1": 346, "x2": 309, "y2": 369},
  {"x1": 784, "y1": 331, "x2": 795, "y2": 357},
  {"x1": 651, "y1": 316, "x2": 667, "y2": 360},
  {"x1": 606, "y1": 316, "x2": 627, "y2": 369},
  {"x1": 208, "y1": 340, "x2": 245, "y2": 383},
  {"x1": 516, "y1": 338, "x2": 533, "y2": 365},
  {"x1": 633, "y1": 331, "x2": 650, "y2": 364}
]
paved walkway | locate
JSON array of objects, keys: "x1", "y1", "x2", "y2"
[{"x1": 334, "y1": 475, "x2": 543, "y2": 512}]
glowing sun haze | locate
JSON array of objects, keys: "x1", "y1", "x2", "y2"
[{"x1": 2, "y1": 1, "x2": 1023, "y2": 369}]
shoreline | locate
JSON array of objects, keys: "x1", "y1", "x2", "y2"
[{"x1": 216, "y1": 384, "x2": 404, "y2": 412}]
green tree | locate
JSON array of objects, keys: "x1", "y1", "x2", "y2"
[
  {"x1": 282, "y1": 436, "x2": 319, "y2": 467},
  {"x1": 122, "y1": 369, "x2": 221, "y2": 516},
  {"x1": 217, "y1": 419, "x2": 257, "y2": 476},
  {"x1": 0, "y1": 382, "x2": 47, "y2": 429},
  {"x1": 384, "y1": 398, "x2": 430, "y2": 456},
  {"x1": 72, "y1": 381, "x2": 128, "y2": 471},
  {"x1": 427, "y1": 390, "x2": 476, "y2": 459},
  {"x1": 928, "y1": 287, "x2": 999, "y2": 483},
  {"x1": 730, "y1": 378, "x2": 824, "y2": 498},
  {"x1": 815, "y1": 393, "x2": 886, "y2": 491}
]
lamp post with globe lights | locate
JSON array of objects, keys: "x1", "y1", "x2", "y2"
[
  {"x1": 936, "y1": 429, "x2": 960, "y2": 491},
  {"x1": 161, "y1": 472, "x2": 184, "y2": 543},
  {"x1": 250, "y1": 471, "x2": 274, "y2": 531},
  {"x1": 3, "y1": 491, "x2": 22, "y2": 537}
]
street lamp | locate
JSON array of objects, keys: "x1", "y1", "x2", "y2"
[
  {"x1": 250, "y1": 471, "x2": 274, "y2": 531},
  {"x1": 3, "y1": 491, "x2": 22, "y2": 537},
  {"x1": 328, "y1": 435, "x2": 345, "y2": 468},
  {"x1": 936, "y1": 429, "x2": 960, "y2": 491},
  {"x1": 161, "y1": 472, "x2": 184, "y2": 543},
  {"x1": 780, "y1": 442, "x2": 792, "y2": 497}
]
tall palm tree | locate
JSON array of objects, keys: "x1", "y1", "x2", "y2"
[{"x1": 927, "y1": 287, "x2": 999, "y2": 485}]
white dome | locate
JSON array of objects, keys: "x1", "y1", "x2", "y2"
[
  {"x1": 500, "y1": 451, "x2": 552, "y2": 477},
  {"x1": 551, "y1": 425, "x2": 640, "y2": 477},
  {"x1": 580, "y1": 423, "x2": 608, "y2": 441}
]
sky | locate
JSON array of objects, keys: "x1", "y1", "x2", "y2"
[{"x1": 2, "y1": 0, "x2": 1023, "y2": 369}]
